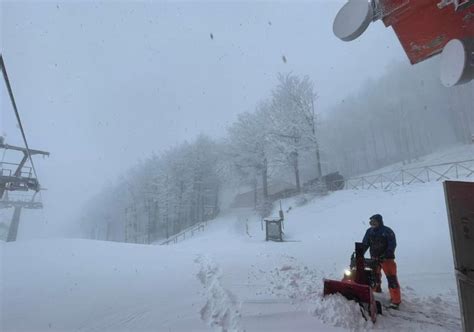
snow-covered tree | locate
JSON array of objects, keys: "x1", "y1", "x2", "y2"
[
  {"x1": 268, "y1": 73, "x2": 321, "y2": 192},
  {"x1": 226, "y1": 103, "x2": 274, "y2": 210}
]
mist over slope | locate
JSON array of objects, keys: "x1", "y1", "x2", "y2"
[{"x1": 2, "y1": 178, "x2": 464, "y2": 331}]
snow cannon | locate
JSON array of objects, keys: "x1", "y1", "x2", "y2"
[
  {"x1": 323, "y1": 242, "x2": 382, "y2": 322},
  {"x1": 333, "y1": 0, "x2": 474, "y2": 87}
]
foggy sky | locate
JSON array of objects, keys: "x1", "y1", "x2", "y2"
[{"x1": 0, "y1": 1, "x2": 406, "y2": 238}]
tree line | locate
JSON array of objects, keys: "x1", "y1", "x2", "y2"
[
  {"x1": 320, "y1": 60, "x2": 473, "y2": 177},
  {"x1": 80, "y1": 60, "x2": 473, "y2": 242}
]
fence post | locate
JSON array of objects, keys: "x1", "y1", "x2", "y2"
[{"x1": 401, "y1": 171, "x2": 404, "y2": 185}]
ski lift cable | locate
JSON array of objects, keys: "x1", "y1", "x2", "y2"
[{"x1": 0, "y1": 54, "x2": 40, "y2": 184}]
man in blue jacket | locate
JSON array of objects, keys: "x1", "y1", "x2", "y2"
[{"x1": 362, "y1": 214, "x2": 401, "y2": 309}]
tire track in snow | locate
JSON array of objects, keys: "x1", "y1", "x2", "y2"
[
  {"x1": 195, "y1": 255, "x2": 243, "y2": 332},
  {"x1": 76, "y1": 307, "x2": 150, "y2": 332}
]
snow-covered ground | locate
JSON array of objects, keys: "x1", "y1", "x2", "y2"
[
  {"x1": 1, "y1": 180, "x2": 466, "y2": 331},
  {"x1": 362, "y1": 144, "x2": 474, "y2": 176}
]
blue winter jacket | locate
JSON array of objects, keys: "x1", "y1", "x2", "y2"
[{"x1": 362, "y1": 221, "x2": 397, "y2": 259}]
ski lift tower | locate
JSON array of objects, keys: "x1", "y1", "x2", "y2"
[
  {"x1": 1, "y1": 54, "x2": 50, "y2": 242},
  {"x1": 0, "y1": 137, "x2": 49, "y2": 241}
]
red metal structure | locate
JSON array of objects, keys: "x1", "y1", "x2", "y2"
[
  {"x1": 380, "y1": 0, "x2": 474, "y2": 64},
  {"x1": 333, "y1": 0, "x2": 474, "y2": 86}
]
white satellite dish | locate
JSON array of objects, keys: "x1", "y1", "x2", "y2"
[
  {"x1": 333, "y1": 0, "x2": 373, "y2": 42},
  {"x1": 440, "y1": 39, "x2": 474, "y2": 87}
]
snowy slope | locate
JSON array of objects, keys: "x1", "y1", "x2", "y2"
[
  {"x1": 362, "y1": 144, "x2": 474, "y2": 176},
  {"x1": 2, "y1": 181, "x2": 466, "y2": 331}
]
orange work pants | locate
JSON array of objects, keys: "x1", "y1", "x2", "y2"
[{"x1": 374, "y1": 259, "x2": 401, "y2": 304}]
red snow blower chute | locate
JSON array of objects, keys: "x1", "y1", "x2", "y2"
[{"x1": 323, "y1": 242, "x2": 382, "y2": 322}]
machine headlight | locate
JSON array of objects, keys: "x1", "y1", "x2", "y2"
[{"x1": 344, "y1": 269, "x2": 352, "y2": 277}]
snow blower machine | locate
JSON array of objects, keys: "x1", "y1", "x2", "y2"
[{"x1": 323, "y1": 242, "x2": 382, "y2": 322}]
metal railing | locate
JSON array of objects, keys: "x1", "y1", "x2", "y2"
[
  {"x1": 0, "y1": 162, "x2": 34, "y2": 178},
  {"x1": 343, "y1": 159, "x2": 474, "y2": 190},
  {"x1": 160, "y1": 221, "x2": 207, "y2": 245}
]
